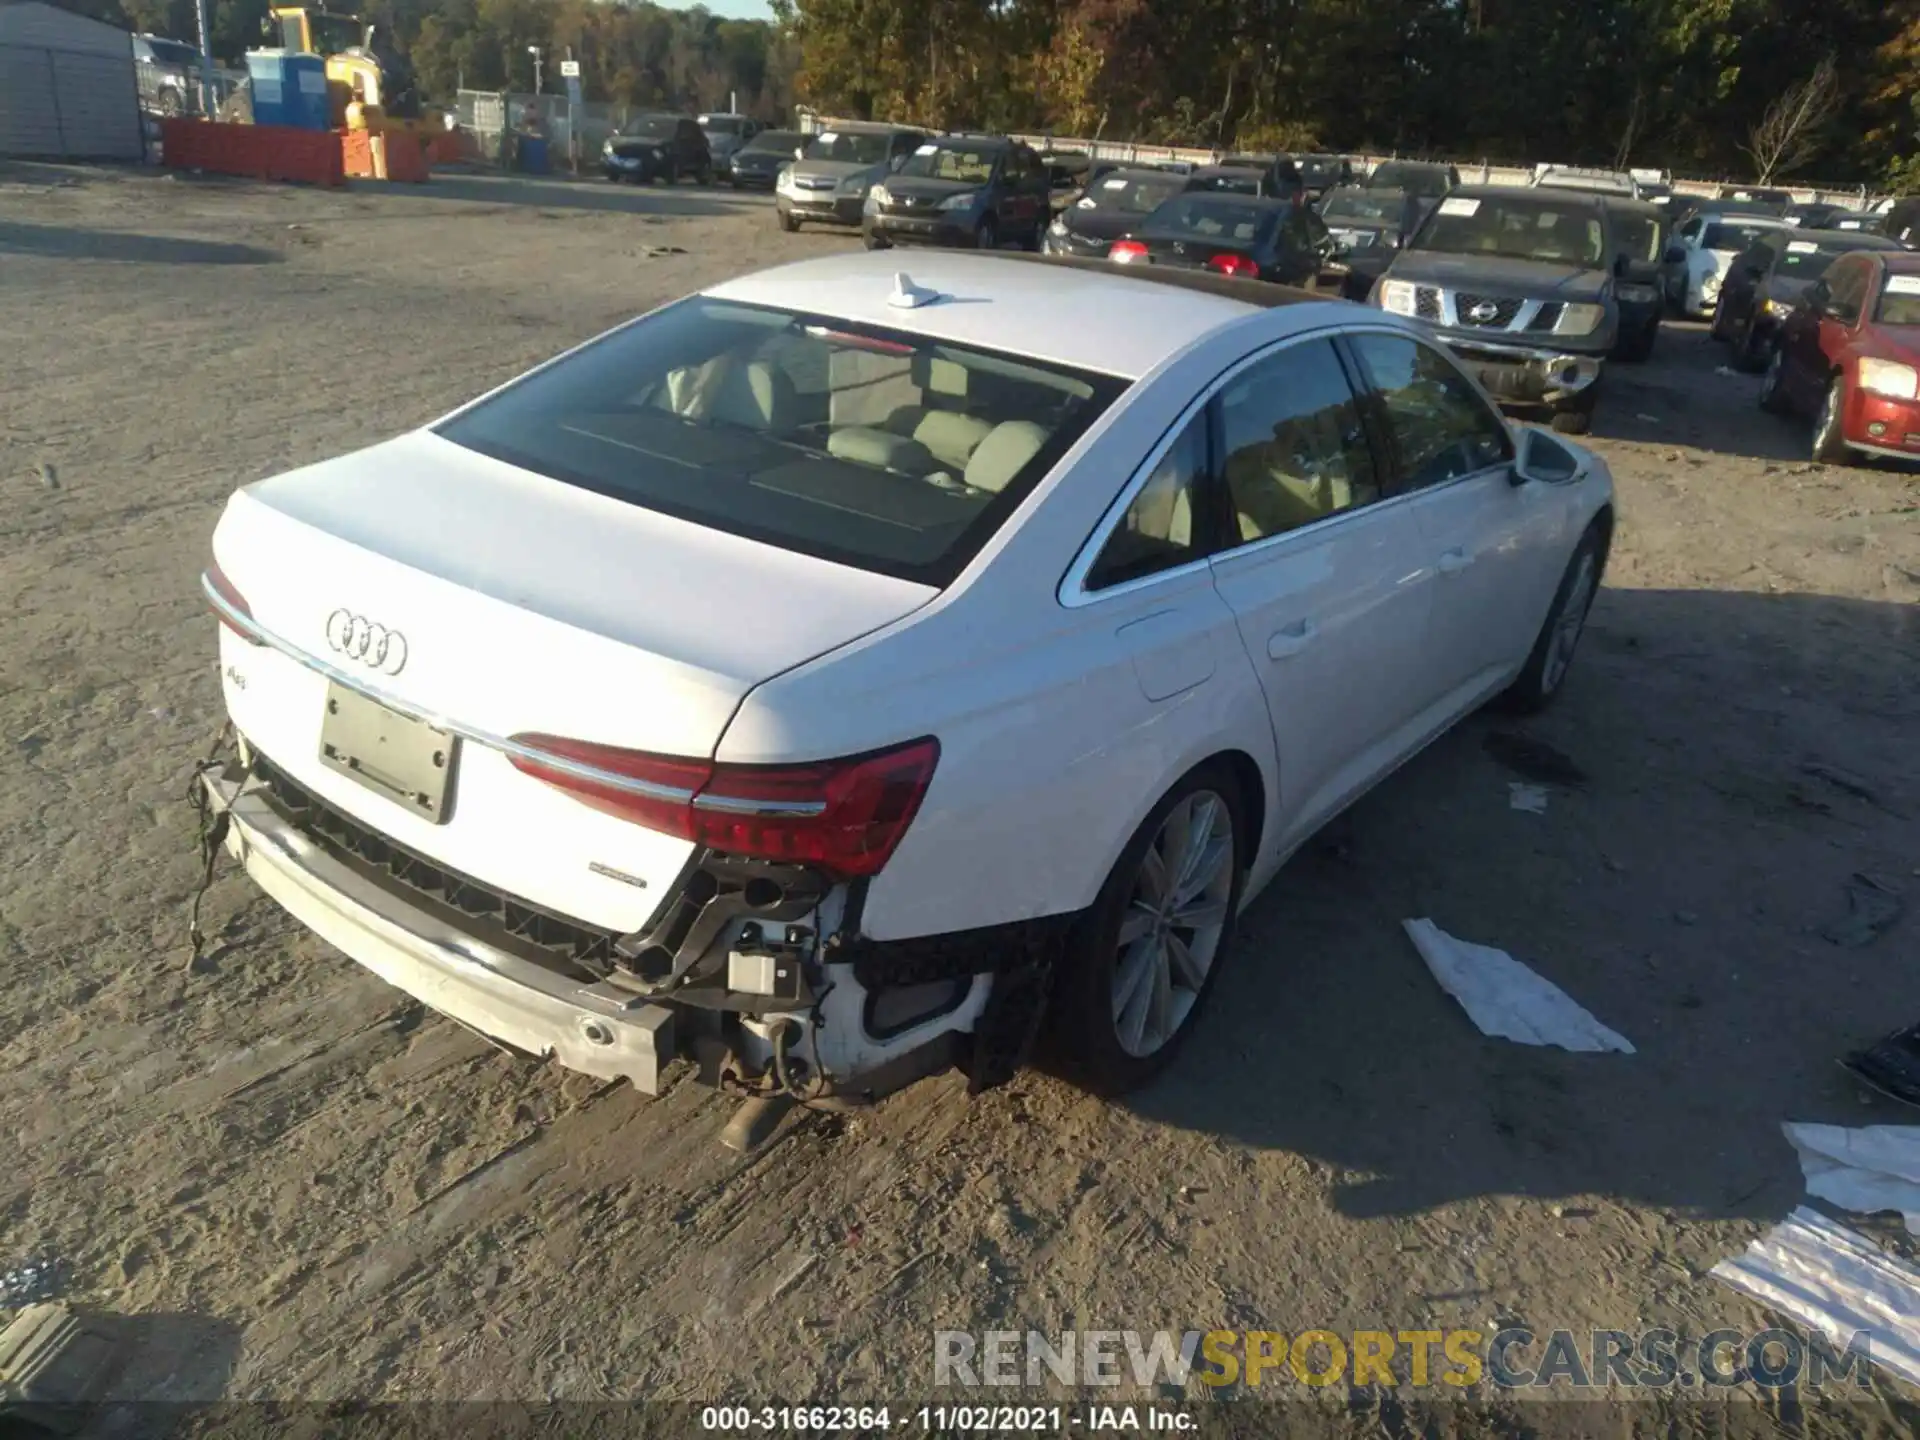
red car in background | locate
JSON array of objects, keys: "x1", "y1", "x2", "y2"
[{"x1": 1761, "y1": 249, "x2": 1920, "y2": 466}]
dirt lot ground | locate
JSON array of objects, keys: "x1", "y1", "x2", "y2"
[{"x1": 3, "y1": 161, "x2": 1918, "y2": 1436}]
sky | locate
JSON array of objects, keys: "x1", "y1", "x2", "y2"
[{"x1": 656, "y1": 0, "x2": 776, "y2": 19}]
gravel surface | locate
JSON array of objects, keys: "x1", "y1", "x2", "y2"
[{"x1": 2, "y1": 161, "x2": 1918, "y2": 1435}]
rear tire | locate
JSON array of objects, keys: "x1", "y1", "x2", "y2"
[
  {"x1": 1812, "y1": 377, "x2": 1854, "y2": 466},
  {"x1": 863, "y1": 231, "x2": 890, "y2": 251},
  {"x1": 1497, "y1": 524, "x2": 1604, "y2": 714},
  {"x1": 1045, "y1": 763, "x2": 1247, "y2": 1096},
  {"x1": 1709, "y1": 295, "x2": 1734, "y2": 343},
  {"x1": 1732, "y1": 320, "x2": 1770, "y2": 373},
  {"x1": 1759, "y1": 346, "x2": 1792, "y2": 415},
  {"x1": 975, "y1": 215, "x2": 998, "y2": 251},
  {"x1": 778, "y1": 211, "x2": 800, "y2": 233},
  {"x1": 1550, "y1": 405, "x2": 1593, "y2": 436}
]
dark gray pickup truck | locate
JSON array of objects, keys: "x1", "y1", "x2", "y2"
[{"x1": 1368, "y1": 185, "x2": 1625, "y2": 434}]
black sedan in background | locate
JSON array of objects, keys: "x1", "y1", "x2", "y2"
[
  {"x1": 1107, "y1": 193, "x2": 1330, "y2": 286},
  {"x1": 1044, "y1": 167, "x2": 1191, "y2": 258},
  {"x1": 1710, "y1": 230, "x2": 1907, "y2": 370},
  {"x1": 602, "y1": 113, "x2": 712, "y2": 184},
  {"x1": 1191, "y1": 154, "x2": 1305, "y2": 202},
  {"x1": 1315, "y1": 185, "x2": 1418, "y2": 298},
  {"x1": 1295, "y1": 153, "x2": 1356, "y2": 201},
  {"x1": 726, "y1": 128, "x2": 804, "y2": 189}
]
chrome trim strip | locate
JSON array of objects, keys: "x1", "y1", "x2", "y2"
[{"x1": 200, "y1": 572, "x2": 826, "y2": 818}]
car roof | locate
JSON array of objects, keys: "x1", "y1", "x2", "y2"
[
  {"x1": 934, "y1": 133, "x2": 1012, "y2": 148},
  {"x1": 824, "y1": 122, "x2": 922, "y2": 136},
  {"x1": 1699, "y1": 210, "x2": 1788, "y2": 224},
  {"x1": 1880, "y1": 251, "x2": 1920, "y2": 274},
  {"x1": 1603, "y1": 197, "x2": 1663, "y2": 218},
  {"x1": 1450, "y1": 183, "x2": 1604, "y2": 207},
  {"x1": 701, "y1": 252, "x2": 1315, "y2": 380}
]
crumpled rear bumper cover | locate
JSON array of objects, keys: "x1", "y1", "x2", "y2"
[
  {"x1": 199, "y1": 753, "x2": 1076, "y2": 1099},
  {"x1": 199, "y1": 762, "x2": 681, "y2": 1093}
]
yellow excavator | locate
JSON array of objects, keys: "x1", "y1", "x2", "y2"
[{"x1": 264, "y1": 7, "x2": 428, "y2": 133}]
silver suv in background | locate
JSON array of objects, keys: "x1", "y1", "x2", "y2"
[
  {"x1": 133, "y1": 34, "x2": 202, "y2": 117},
  {"x1": 776, "y1": 124, "x2": 928, "y2": 232}
]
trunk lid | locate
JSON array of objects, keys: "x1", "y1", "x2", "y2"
[{"x1": 212, "y1": 430, "x2": 936, "y2": 929}]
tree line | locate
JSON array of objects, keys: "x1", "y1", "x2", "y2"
[
  {"x1": 47, "y1": 0, "x2": 1920, "y2": 184},
  {"x1": 781, "y1": 0, "x2": 1920, "y2": 187}
]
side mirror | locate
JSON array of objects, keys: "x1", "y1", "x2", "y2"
[
  {"x1": 1612, "y1": 253, "x2": 1629, "y2": 278},
  {"x1": 794, "y1": 146, "x2": 805, "y2": 159},
  {"x1": 1663, "y1": 245, "x2": 1685, "y2": 264},
  {"x1": 1511, "y1": 426, "x2": 1581, "y2": 486}
]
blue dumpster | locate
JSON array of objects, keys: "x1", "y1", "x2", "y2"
[{"x1": 517, "y1": 135, "x2": 550, "y2": 174}]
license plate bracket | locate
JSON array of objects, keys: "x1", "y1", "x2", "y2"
[{"x1": 318, "y1": 681, "x2": 459, "y2": 824}]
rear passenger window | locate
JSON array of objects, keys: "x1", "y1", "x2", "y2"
[
  {"x1": 1215, "y1": 338, "x2": 1378, "y2": 544},
  {"x1": 1086, "y1": 416, "x2": 1209, "y2": 591},
  {"x1": 1347, "y1": 333, "x2": 1512, "y2": 492}
]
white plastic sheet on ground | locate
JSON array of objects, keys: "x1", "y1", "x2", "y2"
[
  {"x1": 1784, "y1": 1123, "x2": 1920, "y2": 1236},
  {"x1": 1711, "y1": 1206, "x2": 1920, "y2": 1390},
  {"x1": 1401, "y1": 918, "x2": 1636, "y2": 1054}
]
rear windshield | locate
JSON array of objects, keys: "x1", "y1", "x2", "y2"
[
  {"x1": 1414, "y1": 194, "x2": 1605, "y2": 267},
  {"x1": 1145, "y1": 196, "x2": 1271, "y2": 243},
  {"x1": 1370, "y1": 163, "x2": 1450, "y2": 197},
  {"x1": 1298, "y1": 157, "x2": 1345, "y2": 182},
  {"x1": 896, "y1": 141, "x2": 999, "y2": 184},
  {"x1": 801, "y1": 130, "x2": 893, "y2": 166},
  {"x1": 146, "y1": 39, "x2": 199, "y2": 66},
  {"x1": 435, "y1": 300, "x2": 1123, "y2": 586},
  {"x1": 741, "y1": 130, "x2": 802, "y2": 155},
  {"x1": 620, "y1": 115, "x2": 678, "y2": 140},
  {"x1": 1076, "y1": 172, "x2": 1187, "y2": 214},
  {"x1": 1877, "y1": 277, "x2": 1920, "y2": 326},
  {"x1": 701, "y1": 117, "x2": 743, "y2": 135},
  {"x1": 1704, "y1": 221, "x2": 1780, "y2": 251},
  {"x1": 1188, "y1": 171, "x2": 1263, "y2": 196},
  {"x1": 1770, "y1": 241, "x2": 1855, "y2": 281},
  {"x1": 1321, "y1": 187, "x2": 1404, "y2": 224}
]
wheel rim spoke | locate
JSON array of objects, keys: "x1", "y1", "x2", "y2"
[
  {"x1": 1166, "y1": 930, "x2": 1210, "y2": 989},
  {"x1": 1109, "y1": 787, "x2": 1235, "y2": 1059}
]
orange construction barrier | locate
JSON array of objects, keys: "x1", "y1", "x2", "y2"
[
  {"x1": 160, "y1": 119, "x2": 344, "y2": 187},
  {"x1": 379, "y1": 131, "x2": 429, "y2": 183},
  {"x1": 340, "y1": 129, "x2": 429, "y2": 184}
]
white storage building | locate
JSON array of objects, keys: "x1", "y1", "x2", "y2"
[{"x1": 0, "y1": 2, "x2": 143, "y2": 162}]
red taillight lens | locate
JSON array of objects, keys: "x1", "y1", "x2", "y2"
[
  {"x1": 1109, "y1": 239, "x2": 1148, "y2": 264},
  {"x1": 204, "y1": 561, "x2": 265, "y2": 646},
  {"x1": 506, "y1": 734, "x2": 941, "y2": 880},
  {"x1": 1207, "y1": 252, "x2": 1258, "y2": 278}
]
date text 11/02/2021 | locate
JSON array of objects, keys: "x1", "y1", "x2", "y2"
[{"x1": 701, "y1": 1407, "x2": 1194, "y2": 1432}]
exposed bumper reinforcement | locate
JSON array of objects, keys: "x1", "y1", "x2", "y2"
[{"x1": 199, "y1": 767, "x2": 679, "y2": 1093}]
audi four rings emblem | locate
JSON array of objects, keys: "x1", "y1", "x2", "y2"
[{"x1": 325, "y1": 609, "x2": 409, "y2": 675}]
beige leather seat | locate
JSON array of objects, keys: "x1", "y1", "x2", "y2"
[
  {"x1": 964, "y1": 420, "x2": 1050, "y2": 494},
  {"x1": 886, "y1": 356, "x2": 995, "y2": 471},
  {"x1": 707, "y1": 360, "x2": 798, "y2": 431},
  {"x1": 828, "y1": 427, "x2": 936, "y2": 474},
  {"x1": 1226, "y1": 413, "x2": 1359, "y2": 540}
]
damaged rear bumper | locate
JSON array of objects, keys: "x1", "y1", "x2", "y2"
[
  {"x1": 197, "y1": 750, "x2": 1074, "y2": 1100},
  {"x1": 200, "y1": 761, "x2": 683, "y2": 1092}
]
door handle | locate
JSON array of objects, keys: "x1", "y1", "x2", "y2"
[
  {"x1": 1267, "y1": 619, "x2": 1317, "y2": 659},
  {"x1": 1437, "y1": 548, "x2": 1473, "y2": 576}
]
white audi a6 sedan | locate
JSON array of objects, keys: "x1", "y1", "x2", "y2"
[{"x1": 199, "y1": 251, "x2": 1614, "y2": 1124}]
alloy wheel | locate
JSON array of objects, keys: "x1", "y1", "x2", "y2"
[
  {"x1": 1541, "y1": 551, "x2": 1597, "y2": 695},
  {"x1": 1110, "y1": 790, "x2": 1235, "y2": 1058}
]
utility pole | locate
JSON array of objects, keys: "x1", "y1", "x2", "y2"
[
  {"x1": 193, "y1": 0, "x2": 215, "y2": 117},
  {"x1": 528, "y1": 45, "x2": 544, "y2": 97}
]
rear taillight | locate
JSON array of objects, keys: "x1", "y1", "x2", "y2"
[
  {"x1": 1109, "y1": 239, "x2": 1148, "y2": 264},
  {"x1": 506, "y1": 734, "x2": 940, "y2": 880},
  {"x1": 203, "y1": 561, "x2": 265, "y2": 646},
  {"x1": 1207, "y1": 253, "x2": 1258, "y2": 278}
]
